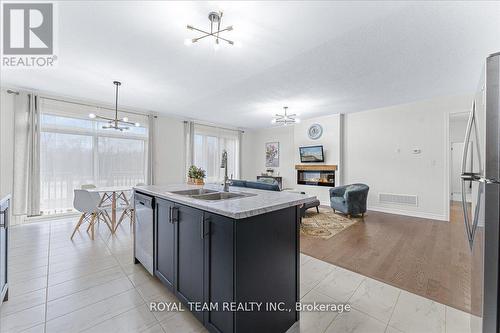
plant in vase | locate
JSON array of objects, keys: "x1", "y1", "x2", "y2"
[
  {"x1": 194, "y1": 167, "x2": 206, "y2": 185},
  {"x1": 187, "y1": 165, "x2": 206, "y2": 185}
]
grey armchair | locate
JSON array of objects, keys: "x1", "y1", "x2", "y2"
[{"x1": 329, "y1": 184, "x2": 369, "y2": 218}]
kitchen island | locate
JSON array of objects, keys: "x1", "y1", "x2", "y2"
[{"x1": 133, "y1": 184, "x2": 314, "y2": 333}]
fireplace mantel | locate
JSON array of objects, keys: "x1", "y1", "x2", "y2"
[{"x1": 295, "y1": 164, "x2": 337, "y2": 171}]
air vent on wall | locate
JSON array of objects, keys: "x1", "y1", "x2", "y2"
[{"x1": 379, "y1": 193, "x2": 418, "y2": 207}]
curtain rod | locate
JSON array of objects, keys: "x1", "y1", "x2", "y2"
[
  {"x1": 186, "y1": 120, "x2": 245, "y2": 133},
  {"x1": 40, "y1": 96, "x2": 152, "y2": 118}
]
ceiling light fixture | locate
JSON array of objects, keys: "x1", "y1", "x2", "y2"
[
  {"x1": 271, "y1": 106, "x2": 300, "y2": 126},
  {"x1": 88, "y1": 81, "x2": 140, "y2": 131},
  {"x1": 185, "y1": 11, "x2": 236, "y2": 49}
]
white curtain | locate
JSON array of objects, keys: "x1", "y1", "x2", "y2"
[
  {"x1": 184, "y1": 121, "x2": 195, "y2": 180},
  {"x1": 13, "y1": 92, "x2": 41, "y2": 217},
  {"x1": 147, "y1": 115, "x2": 155, "y2": 185},
  {"x1": 193, "y1": 124, "x2": 241, "y2": 183},
  {"x1": 237, "y1": 130, "x2": 243, "y2": 178},
  {"x1": 39, "y1": 98, "x2": 149, "y2": 213}
]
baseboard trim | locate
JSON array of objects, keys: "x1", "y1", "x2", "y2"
[
  {"x1": 451, "y1": 193, "x2": 471, "y2": 202},
  {"x1": 367, "y1": 205, "x2": 448, "y2": 222},
  {"x1": 11, "y1": 211, "x2": 80, "y2": 225},
  {"x1": 10, "y1": 214, "x2": 25, "y2": 226}
]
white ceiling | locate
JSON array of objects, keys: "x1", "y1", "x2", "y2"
[{"x1": 1, "y1": 1, "x2": 499, "y2": 129}]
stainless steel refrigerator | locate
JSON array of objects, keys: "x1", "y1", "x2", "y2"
[{"x1": 461, "y1": 52, "x2": 500, "y2": 333}]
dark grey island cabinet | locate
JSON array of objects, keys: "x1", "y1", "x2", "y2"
[
  {"x1": 143, "y1": 193, "x2": 301, "y2": 333},
  {"x1": 154, "y1": 198, "x2": 175, "y2": 290}
]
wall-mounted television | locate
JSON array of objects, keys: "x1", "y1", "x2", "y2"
[{"x1": 299, "y1": 145, "x2": 324, "y2": 163}]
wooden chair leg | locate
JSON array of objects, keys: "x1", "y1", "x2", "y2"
[
  {"x1": 87, "y1": 213, "x2": 98, "y2": 232},
  {"x1": 88, "y1": 213, "x2": 97, "y2": 240},
  {"x1": 102, "y1": 210, "x2": 114, "y2": 233},
  {"x1": 316, "y1": 206, "x2": 319, "y2": 213},
  {"x1": 115, "y1": 210, "x2": 126, "y2": 232},
  {"x1": 129, "y1": 209, "x2": 135, "y2": 228},
  {"x1": 98, "y1": 195, "x2": 106, "y2": 207},
  {"x1": 332, "y1": 209, "x2": 336, "y2": 213},
  {"x1": 100, "y1": 211, "x2": 113, "y2": 233},
  {"x1": 106, "y1": 214, "x2": 114, "y2": 232},
  {"x1": 118, "y1": 192, "x2": 130, "y2": 206},
  {"x1": 115, "y1": 208, "x2": 133, "y2": 232},
  {"x1": 99, "y1": 193, "x2": 112, "y2": 207},
  {"x1": 71, "y1": 213, "x2": 86, "y2": 240}
]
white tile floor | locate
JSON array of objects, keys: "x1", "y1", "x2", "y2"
[{"x1": 1, "y1": 217, "x2": 474, "y2": 333}]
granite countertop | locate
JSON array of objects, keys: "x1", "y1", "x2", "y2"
[{"x1": 133, "y1": 184, "x2": 316, "y2": 219}]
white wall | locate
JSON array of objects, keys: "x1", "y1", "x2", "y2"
[
  {"x1": 241, "y1": 125, "x2": 295, "y2": 188},
  {"x1": 344, "y1": 95, "x2": 471, "y2": 220},
  {"x1": 241, "y1": 114, "x2": 341, "y2": 204},
  {"x1": 0, "y1": 89, "x2": 15, "y2": 199},
  {"x1": 294, "y1": 114, "x2": 342, "y2": 204},
  {"x1": 450, "y1": 114, "x2": 469, "y2": 143},
  {"x1": 153, "y1": 115, "x2": 186, "y2": 185}
]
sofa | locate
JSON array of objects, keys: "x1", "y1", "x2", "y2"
[
  {"x1": 229, "y1": 179, "x2": 280, "y2": 191},
  {"x1": 231, "y1": 179, "x2": 321, "y2": 218},
  {"x1": 329, "y1": 183, "x2": 369, "y2": 217}
]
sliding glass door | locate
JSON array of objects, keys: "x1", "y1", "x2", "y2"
[
  {"x1": 97, "y1": 136, "x2": 147, "y2": 186},
  {"x1": 40, "y1": 110, "x2": 148, "y2": 214}
]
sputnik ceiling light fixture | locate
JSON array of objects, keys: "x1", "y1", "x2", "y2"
[
  {"x1": 88, "y1": 81, "x2": 140, "y2": 131},
  {"x1": 272, "y1": 106, "x2": 300, "y2": 126},
  {"x1": 184, "y1": 11, "x2": 235, "y2": 49}
]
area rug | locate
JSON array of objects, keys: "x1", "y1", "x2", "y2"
[{"x1": 300, "y1": 207, "x2": 362, "y2": 239}]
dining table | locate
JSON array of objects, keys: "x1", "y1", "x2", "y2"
[{"x1": 87, "y1": 185, "x2": 132, "y2": 232}]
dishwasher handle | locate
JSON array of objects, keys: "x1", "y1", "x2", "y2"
[
  {"x1": 0, "y1": 210, "x2": 6, "y2": 228},
  {"x1": 134, "y1": 193, "x2": 153, "y2": 209}
]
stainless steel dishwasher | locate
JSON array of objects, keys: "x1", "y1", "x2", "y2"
[{"x1": 134, "y1": 192, "x2": 154, "y2": 275}]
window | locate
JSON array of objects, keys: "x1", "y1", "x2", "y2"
[
  {"x1": 193, "y1": 125, "x2": 240, "y2": 183},
  {"x1": 39, "y1": 101, "x2": 148, "y2": 214},
  {"x1": 97, "y1": 136, "x2": 147, "y2": 186}
]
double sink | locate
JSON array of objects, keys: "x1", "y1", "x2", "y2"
[{"x1": 169, "y1": 188, "x2": 256, "y2": 201}]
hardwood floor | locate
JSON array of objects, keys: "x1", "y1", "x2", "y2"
[{"x1": 300, "y1": 202, "x2": 476, "y2": 315}]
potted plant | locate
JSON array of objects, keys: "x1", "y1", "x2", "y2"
[{"x1": 187, "y1": 165, "x2": 206, "y2": 185}]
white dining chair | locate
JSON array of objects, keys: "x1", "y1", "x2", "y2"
[
  {"x1": 72, "y1": 189, "x2": 113, "y2": 240},
  {"x1": 81, "y1": 183, "x2": 112, "y2": 207}
]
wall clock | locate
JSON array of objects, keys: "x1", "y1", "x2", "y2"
[{"x1": 307, "y1": 123, "x2": 323, "y2": 140}]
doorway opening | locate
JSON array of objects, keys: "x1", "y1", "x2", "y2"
[{"x1": 448, "y1": 112, "x2": 471, "y2": 222}]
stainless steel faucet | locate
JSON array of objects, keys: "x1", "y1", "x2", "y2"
[{"x1": 221, "y1": 150, "x2": 230, "y2": 192}]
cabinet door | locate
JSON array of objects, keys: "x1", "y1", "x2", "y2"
[
  {"x1": 176, "y1": 204, "x2": 205, "y2": 321},
  {"x1": 204, "y1": 213, "x2": 234, "y2": 333},
  {"x1": 155, "y1": 198, "x2": 176, "y2": 291}
]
